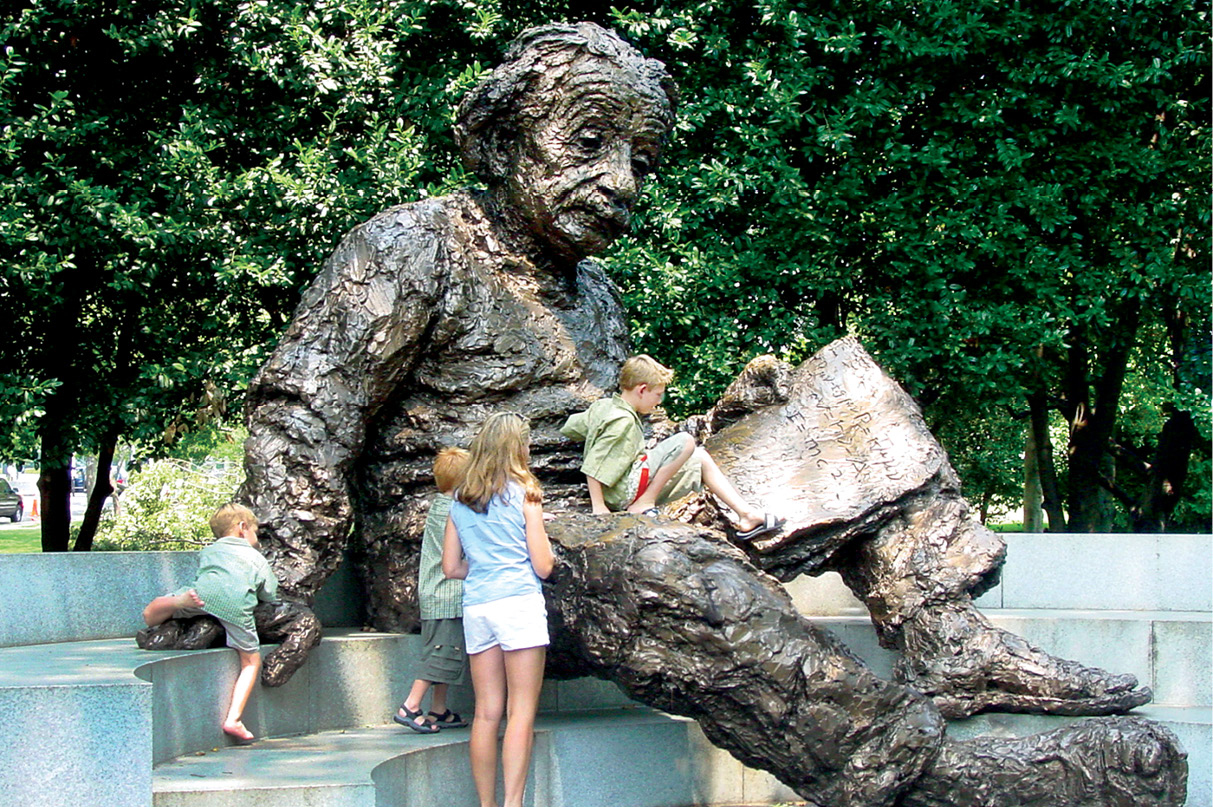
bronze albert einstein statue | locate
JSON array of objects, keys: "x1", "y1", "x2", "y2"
[{"x1": 143, "y1": 23, "x2": 1186, "y2": 806}]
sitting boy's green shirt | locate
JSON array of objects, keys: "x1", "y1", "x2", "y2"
[
  {"x1": 175, "y1": 536, "x2": 279, "y2": 632},
  {"x1": 561, "y1": 395, "x2": 643, "y2": 510}
]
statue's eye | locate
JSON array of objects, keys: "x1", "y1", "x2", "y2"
[
  {"x1": 577, "y1": 131, "x2": 604, "y2": 153},
  {"x1": 632, "y1": 152, "x2": 654, "y2": 177}
]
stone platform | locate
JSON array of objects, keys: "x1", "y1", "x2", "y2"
[{"x1": 0, "y1": 532, "x2": 1208, "y2": 807}]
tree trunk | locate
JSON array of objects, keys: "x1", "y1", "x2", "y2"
[
  {"x1": 37, "y1": 390, "x2": 76, "y2": 552},
  {"x1": 1022, "y1": 417, "x2": 1043, "y2": 532},
  {"x1": 1027, "y1": 392, "x2": 1066, "y2": 531},
  {"x1": 72, "y1": 427, "x2": 118, "y2": 551},
  {"x1": 37, "y1": 462, "x2": 72, "y2": 552},
  {"x1": 1132, "y1": 408, "x2": 1198, "y2": 532},
  {"x1": 1131, "y1": 293, "x2": 1201, "y2": 532},
  {"x1": 1064, "y1": 300, "x2": 1139, "y2": 533}
]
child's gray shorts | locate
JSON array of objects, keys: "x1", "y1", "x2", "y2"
[{"x1": 172, "y1": 605, "x2": 260, "y2": 653}]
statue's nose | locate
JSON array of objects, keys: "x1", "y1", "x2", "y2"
[{"x1": 601, "y1": 146, "x2": 639, "y2": 210}]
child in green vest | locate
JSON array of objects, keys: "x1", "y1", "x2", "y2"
[
  {"x1": 395, "y1": 447, "x2": 472, "y2": 734},
  {"x1": 142, "y1": 503, "x2": 279, "y2": 743}
]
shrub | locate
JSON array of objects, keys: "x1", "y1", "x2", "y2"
[{"x1": 92, "y1": 458, "x2": 241, "y2": 551}]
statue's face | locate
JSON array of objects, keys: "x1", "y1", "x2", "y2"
[{"x1": 505, "y1": 57, "x2": 671, "y2": 260}]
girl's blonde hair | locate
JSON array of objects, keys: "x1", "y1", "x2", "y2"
[{"x1": 458, "y1": 412, "x2": 543, "y2": 513}]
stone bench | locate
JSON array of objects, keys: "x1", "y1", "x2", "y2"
[
  {"x1": 2, "y1": 533, "x2": 1209, "y2": 807},
  {"x1": 0, "y1": 629, "x2": 801, "y2": 807}
]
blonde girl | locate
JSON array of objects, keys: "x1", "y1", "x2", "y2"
[{"x1": 442, "y1": 412, "x2": 554, "y2": 807}]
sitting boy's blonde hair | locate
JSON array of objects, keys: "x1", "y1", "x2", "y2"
[
  {"x1": 433, "y1": 446, "x2": 471, "y2": 494},
  {"x1": 210, "y1": 503, "x2": 259, "y2": 538},
  {"x1": 619, "y1": 354, "x2": 674, "y2": 391}
]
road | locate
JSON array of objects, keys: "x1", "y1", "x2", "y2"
[{"x1": 0, "y1": 492, "x2": 93, "y2": 530}]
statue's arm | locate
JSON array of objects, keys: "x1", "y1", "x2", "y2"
[{"x1": 240, "y1": 208, "x2": 446, "y2": 599}]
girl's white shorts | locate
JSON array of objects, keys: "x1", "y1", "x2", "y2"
[{"x1": 462, "y1": 592, "x2": 549, "y2": 655}]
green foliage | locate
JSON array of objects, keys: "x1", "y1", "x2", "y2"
[
  {"x1": 92, "y1": 457, "x2": 242, "y2": 550},
  {"x1": 930, "y1": 403, "x2": 1028, "y2": 522},
  {"x1": 166, "y1": 423, "x2": 247, "y2": 467},
  {"x1": 0, "y1": 0, "x2": 524, "y2": 466},
  {"x1": 607, "y1": 0, "x2": 1210, "y2": 529}
]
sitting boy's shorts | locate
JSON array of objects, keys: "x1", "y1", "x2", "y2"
[
  {"x1": 462, "y1": 592, "x2": 549, "y2": 655},
  {"x1": 416, "y1": 617, "x2": 469, "y2": 685},
  {"x1": 172, "y1": 604, "x2": 260, "y2": 653},
  {"x1": 623, "y1": 432, "x2": 703, "y2": 506}
]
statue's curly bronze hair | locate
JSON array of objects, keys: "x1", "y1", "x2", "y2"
[{"x1": 454, "y1": 22, "x2": 678, "y2": 184}]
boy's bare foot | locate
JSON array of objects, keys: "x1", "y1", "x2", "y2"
[
  {"x1": 736, "y1": 512, "x2": 764, "y2": 532},
  {"x1": 222, "y1": 720, "x2": 256, "y2": 743},
  {"x1": 175, "y1": 589, "x2": 204, "y2": 609}
]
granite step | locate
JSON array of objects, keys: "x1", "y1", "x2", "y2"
[
  {"x1": 151, "y1": 705, "x2": 1211, "y2": 807},
  {"x1": 152, "y1": 709, "x2": 802, "y2": 807}
]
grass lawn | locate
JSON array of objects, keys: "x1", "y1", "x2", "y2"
[{"x1": 0, "y1": 525, "x2": 43, "y2": 553}]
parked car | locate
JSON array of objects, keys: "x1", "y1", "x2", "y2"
[{"x1": 0, "y1": 479, "x2": 23, "y2": 522}]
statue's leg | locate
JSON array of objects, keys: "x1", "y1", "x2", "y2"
[
  {"x1": 354, "y1": 500, "x2": 427, "y2": 633},
  {"x1": 547, "y1": 514, "x2": 1186, "y2": 807},
  {"x1": 135, "y1": 605, "x2": 320, "y2": 688},
  {"x1": 253, "y1": 601, "x2": 322, "y2": 687},
  {"x1": 136, "y1": 615, "x2": 225, "y2": 651},
  {"x1": 902, "y1": 716, "x2": 1187, "y2": 807},
  {"x1": 832, "y1": 492, "x2": 1150, "y2": 718},
  {"x1": 697, "y1": 339, "x2": 1152, "y2": 718},
  {"x1": 548, "y1": 514, "x2": 946, "y2": 807}
]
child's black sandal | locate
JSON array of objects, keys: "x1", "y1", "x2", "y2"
[{"x1": 393, "y1": 704, "x2": 440, "y2": 734}]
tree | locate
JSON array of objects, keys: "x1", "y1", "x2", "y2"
[
  {"x1": 2, "y1": 1, "x2": 1207, "y2": 545},
  {"x1": 0, "y1": 0, "x2": 535, "y2": 549},
  {"x1": 605, "y1": 0, "x2": 1210, "y2": 532}
]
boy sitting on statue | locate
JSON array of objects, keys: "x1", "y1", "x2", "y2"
[{"x1": 562, "y1": 354, "x2": 783, "y2": 540}]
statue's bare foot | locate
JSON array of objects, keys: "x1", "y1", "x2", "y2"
[
  {"x1": 901, "y1": 716, "x2": 1187, "y2": 807},
  {"x1": 898, "y1": 602, "x2": 1152, "y2": 718}
]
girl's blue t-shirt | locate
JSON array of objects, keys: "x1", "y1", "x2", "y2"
[{"x1": 449, "y1": 481, "x2": 542, "y2": 607}]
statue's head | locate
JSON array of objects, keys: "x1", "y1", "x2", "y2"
[{"x1": 455, "y1": 23, "x2": 678, "y2": 261}]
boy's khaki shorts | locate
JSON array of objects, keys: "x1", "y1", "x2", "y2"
[
  {"x1": 623, "y1": 432, "x2": 703, "y2": 506},
  {"x1": 416, "y1": 617, "x2": 469, "y2": 685}
]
